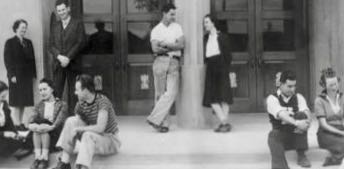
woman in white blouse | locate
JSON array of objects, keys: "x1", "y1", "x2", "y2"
[
  {"x1": 314, "y1": 68, "x2": 344, "y2": 166},
  {"x1": 203, "y1": 14, "x2": 233, "y2": 132},
  {"x1": 28, "y1": 79, "x2": 68, "y2": 169}
]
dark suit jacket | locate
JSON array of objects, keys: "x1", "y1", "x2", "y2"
[
  {"x1": 49, "y1": 17, "x2": 86, "y2": 72},
  {"x1": 203, "y1": 32, "x2": 232, "y2": 65},
  {"x1": 29, "y1": 98, "x2": 68, "y2": 130},
  {"x1": 4, "y1": 36, "x2": 36, "y2": 79}
]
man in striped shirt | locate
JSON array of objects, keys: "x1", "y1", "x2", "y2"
[{"x1": 53, "y1": 74, "x2": 120, "y2": 169}]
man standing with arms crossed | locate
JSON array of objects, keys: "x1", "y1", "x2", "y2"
[{"x1": 146, "y1": 3, "x2": 185, "y2": 133}]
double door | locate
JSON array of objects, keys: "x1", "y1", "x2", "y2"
[
  {"x1": 72, "y1": 0, "x2": 172, "y2": 115},
  {"x1": 212, "y1": 0, "x2": 309, "y2": 112},
  {"x1": 70, "y1": 0, "x2": 309, "y2": 114}
]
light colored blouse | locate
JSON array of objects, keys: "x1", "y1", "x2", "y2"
[
  {"x1": 206, "y1": 33, "x2": 221, "y2": 58},
  {"x1": 314, "y1": 93, "x2": 344, "y2": 127},
  {"x1": 326, "y1": 95, "x2": 341, "y2": 114},
  {"x1": 44, "y1": 101, "x2": 55, "y2": 122}
]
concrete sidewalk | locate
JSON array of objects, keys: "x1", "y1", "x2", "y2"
[{"x1": 0, "y1": 113, "x2": 339, "y2": 169}]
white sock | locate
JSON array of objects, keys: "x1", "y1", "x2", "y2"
[
  {"x1": 34, "y1": 149, "x2": 42, "y2": 160},
  {"x1": 42, "y1": 149, "x2": 49, "y2": 160},
  {"x1": 61, "y1": 151, "x2": 70, "y2": 163}
]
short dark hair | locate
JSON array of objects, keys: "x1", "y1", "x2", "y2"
[
  {"x1": 280, "y1": 70, "x2": 296, "y2": 83},
  {"x1": 0, "y1": 81, "x2": 8, "y2": 94},
  {"x1": 39, "y1": 78, "x2": 57, "y2": 97},
  {"x1": 319, "y1": 67, "x2": 340, "y2": 88},
  {"x1": 76, "y1": 74, "x2": 95, "y2": 93},
  {"x1": 204, "y1": 14, "x2": 219, "y2": 29},
  {"x1": 161, "y1": 3, "x2": 176, "y2": 13},
  {"x1": 55, "y1": 0, "x2": 69, "y2": 7},
  {"x1": 95, "y1": 21, "x2": 105, "y2": 30},
  {"x1": 12, "y1": 19, "x2": 28, "y2": 33}
]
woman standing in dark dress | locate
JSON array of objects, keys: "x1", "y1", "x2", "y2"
[
  {"x1": 203, "y1": 14, "x2": 233, "y2": 132},
  {"x1": 4, "y1": 19, "x2": 36, "y2": 129}
]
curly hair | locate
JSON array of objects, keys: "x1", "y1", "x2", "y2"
[
  {"x1": 12, "y1": 19, "x2": 28, "y2": 33},
  {"x1": 319, "y1": 67, "x2": 340, "y2": 88}
]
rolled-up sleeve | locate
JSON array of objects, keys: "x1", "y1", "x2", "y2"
[
  {"x1": 297, "y1": 94, "x2": 310, "y2": 112},
  {"x1": 314, "y1": 97, "x2": 326, "y2": 118},
  {"x1": 266, "y1": 95, "x2": 286, "y2": 119}
]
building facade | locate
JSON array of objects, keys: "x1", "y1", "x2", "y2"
[{"x1": 0, "y1": 0, "x2": 342, "y2": 128}]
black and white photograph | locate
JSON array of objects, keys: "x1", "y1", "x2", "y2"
[{"x1": 0, "y1": 0, "x2": 343, "y2": 169}]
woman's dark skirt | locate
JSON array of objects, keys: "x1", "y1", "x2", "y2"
[
  {"x1": 203, "y1": 55, "x2": 233, "y2": 107},
  {"x1": 317, "y1": 126, "x2": 344, "y2": 154},
  {"x1": 8, "y1": 75, "x2": 34, "y2": 107}
]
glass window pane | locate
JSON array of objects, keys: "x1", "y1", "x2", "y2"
[
  {"x1": 218, "y1": 20, "x2": 248, "y2": 52},
  {"x1": 127, "y1": 0, "x2": 164, "y2": 13},
  {"x1": 83, "y1": 0, "x2": 112, "y2": 14},
  {"x1": 84, "y1": 22, "x2": 114, "y2": 54},
  {"x1": 263, "y1": 0, "x2": 294, "y2": 10},
  {"x1": 215, "y1": 0, "x2": 248, "y2": 12},
  {"x1": 263, "y1": 19, "x2": 295, "y2": 51},
  {"x1": 128, "y1": 22, "x2": 158, "y2": 54}
]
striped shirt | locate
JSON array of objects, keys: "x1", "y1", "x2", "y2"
[{"x1": 75, "y1": 93, "x2": 118, "y2": 134}]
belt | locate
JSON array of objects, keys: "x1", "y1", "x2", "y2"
[{"x1": 156, "y1": 54, "x2": 180, "y2": 61}]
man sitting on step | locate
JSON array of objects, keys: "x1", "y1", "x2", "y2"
[
  {"x1": 52, "y1": 74, "x2": 121, "y2": 169},
  {"x1": 266, "y1": 70, "x2": 312, "y2": 169}
]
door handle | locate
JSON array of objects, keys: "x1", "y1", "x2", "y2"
[
  {"x1": 249, "y1": 57, "x2": 256, "y2": 69},
  {"x1": 257, "y1": 55, "x2": 264, "y2": 69}
]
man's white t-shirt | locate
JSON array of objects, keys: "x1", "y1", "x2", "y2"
[{"x1": 150, "y1": 22, "x2": 183, "y2": 57}]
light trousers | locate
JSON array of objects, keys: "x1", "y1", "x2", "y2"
[
  {"x1": 147, "y1": 56, "x2": 180, "y2": 126},
  {"x1": 56, "y1": 116, "x2": 121, "y2": 168}
]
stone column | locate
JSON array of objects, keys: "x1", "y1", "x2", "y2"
[
  {"x1": 309, "y1": 0, "x2": 344, "y2": 100},
  {"x1": 174, "y1": 0, "x2": 215, "y2": 128}
]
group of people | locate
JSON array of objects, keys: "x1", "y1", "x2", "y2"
[
  {"x1": 0, "y1": 75, "x2": 119, "y2": 169},
  {"x1": 2, "y1": 0, "x2": 118, "y2": 169},
  {"x1": 267, "y1": 68, "x2": 344, "y2": 169},
  {"x1": 145, "y1": 4, "x2": 233, "y2": 133},
  {"x1": 1, "y1": 1, "x2": 233, "y2": 168},
  {"x1": 2, "y1": 0, "x2": 344, "y2": 169}
]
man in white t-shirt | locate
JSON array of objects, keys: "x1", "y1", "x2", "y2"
[{"x1": 146, "y1": 3, "x2": 185, "y2": 133}]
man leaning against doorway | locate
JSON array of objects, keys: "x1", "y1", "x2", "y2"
[{"x1": 146, "y1": 3, "x2": 185, "y2": 133}]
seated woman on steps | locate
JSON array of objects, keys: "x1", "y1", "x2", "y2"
[
  {"x1": 315, "y1": 68, "x2": 344, "y2": 167},
  {"x1": 28, "y1": 78, "x2": 68, "y2": 169}
]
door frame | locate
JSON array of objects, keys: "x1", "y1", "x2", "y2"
[{"x1": 211, "y1": 0, "x2": 309, "y2": 112}]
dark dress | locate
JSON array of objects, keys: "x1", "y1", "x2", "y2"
[
  {"x1": 4, "y1": 36, "x2": 36, "y2": 107},
  {"x1": 0, "y1": 101, "x2": 25, "y2": 156},
  {"x1": 315, "y1": 91, "x2": 344, "y2": 157},
  {"x1": 203, "y1": 32, "x2": 233, "y2": 107}
]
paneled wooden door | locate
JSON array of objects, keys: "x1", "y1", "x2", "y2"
[
  {"x1": 119, "y1": 0, "x2": 172, "y2": 115},
  {"x1": 74, "y1": 0, "x2": 172, "y2": 115},
  {"x1": 212, "y1": 0, "x2": 309, "y2": 112}
]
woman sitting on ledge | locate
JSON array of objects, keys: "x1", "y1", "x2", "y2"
[
  {"x1": 28, "y1": 78, "x2": 68, "y2": 169},
  {"x1": 315, "y1": 68, "x2": 344, "y2": 166}
]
